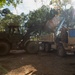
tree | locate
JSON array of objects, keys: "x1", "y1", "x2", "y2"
[
  {"x1": 25, "y1": 5, "x2": 55, "y2": 35},
  {"x1": 0, "y1": 0, "x2": 22, "y2": 8},
  {"x1": 0, "y1": 8, "x2": 26, "y2": 31},
  {"x1": 25, "y1": 5, "x2": 50, "y2": 28}
]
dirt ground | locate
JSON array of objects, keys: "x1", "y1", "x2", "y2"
[{"x1": 0, "y1": 50, "x2": 75, "y2": 75}]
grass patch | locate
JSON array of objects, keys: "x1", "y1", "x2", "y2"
[{"x1": 0, "y1": 64, "x2": 8, "y2": 74}]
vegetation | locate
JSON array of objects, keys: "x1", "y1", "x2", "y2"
[
  {"x1": 0, "y1": 0, "x2": 22, "y2": 8},
  {"x1": 0, "y1": 64, "x2": 8, "y2": 74},
  {"x1": 0, "y1": 0, "x2": 74, "y2": 32},
  {"x1": 0, "y1": 8, "x2": 26, "y2": 31},
  {"x1": 25, "y1": 5, "x2": 50, "y2": 27}
]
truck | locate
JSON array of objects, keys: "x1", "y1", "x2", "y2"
[
  {"x1": 37, "y1": 16, "x2": 75, "y2": 57},
  {"x1": 0, "y1": 8, "x2": 75, "y2": 57},
  {"x1": 0, "y1": 25, "x2": 39, "y2": 55},
  {"x1": 56, "y1": 28, "x2": 75, "y2": 56},
  {"x1": 0, "y1": 22, "x2": 75, "y2": 57}
]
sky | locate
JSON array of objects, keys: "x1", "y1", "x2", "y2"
[
  {"x1": 3, "y1": 0, "x2": 75, "y2": 15},
  {"x1": 4, "y1": 0, "x2": 51, "y2": 15}
]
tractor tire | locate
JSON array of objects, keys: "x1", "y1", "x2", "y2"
[
  {"x1": 0, "y1": 42, "x2": 10, "y2": 55},
  {"x1": 57, "y1": 45, "x2": 66, "y2": 57},
  {"x1": 45, "y1": 43, "x2": 51, "y2": 52},
  {"x1": 45, "y1": 43, "x2": 49, "y2": 52},
  {"x1": 26, "y1": 41, "x2": 39, "y2": 54}
]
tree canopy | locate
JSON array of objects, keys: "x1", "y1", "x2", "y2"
[
  {"x1": 0, "y1": 0, "x2": 22, "y2": 8},
  {"x1": 25, "y1": 5, "x2": 50, "y2": 27},
  {"x1": 0, "y1": 8, "x2": 26, "y2": 31},
  {"x1": 0, "y1": 0, "x2": 74, "y2": 32}
]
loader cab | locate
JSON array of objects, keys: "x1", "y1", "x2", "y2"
[
  {"x1": 5, "y1": 25, "x2": 26, "y2": 35},
  {"x1": 8, "y1": 25, "x2": 21, "y2": 34},
  {"x1": 6, "y1": 25, "x2": 25, "y2": 49}
]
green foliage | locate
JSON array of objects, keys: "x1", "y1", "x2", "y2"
[
  {"x1": 0, "y1": 64, "x2": 8, "y2": 74},
  {"x1": 51, "y1": 0, "x2": 71, "y2": 5},
  {"x1": 0, "y1": 8, "x2": 27, "y2": 31},
  {"x1": 1, "y1": 8, "x2": 11, "y2": 16},
  {"x1": 0, "y1": 0, "x2": 6, "y2": 7},
  {"x1": 0, "y1": 0, "x2": 23, "y2": 8},
  {"x1": 26, "y1": 5, "x2": 50, "y2": 28},
  {"x1": 1, "y1": 14, "x2": 21, "y2": 26}
]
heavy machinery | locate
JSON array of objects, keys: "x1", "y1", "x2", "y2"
[
  {"x1": 38, "y1": 15, "x2": 75, "y2": 57},
  {"x1": 0, "y1": 25, "x2": 39, "y2": 55},
  {"x1": 56, "y1": 27, "x2": 75, "y2": 56},
  {"x1": 0, "y1": 7, "x2": 75, "y2": 57}
]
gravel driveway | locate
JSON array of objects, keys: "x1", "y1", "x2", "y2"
[{"x1": 0, "y1": 50, "x2": 75, "y2": 75}]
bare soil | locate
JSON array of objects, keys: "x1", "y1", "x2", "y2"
[{"x1": 0, "y1": 50, "x2": 75, "y2": 75}]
